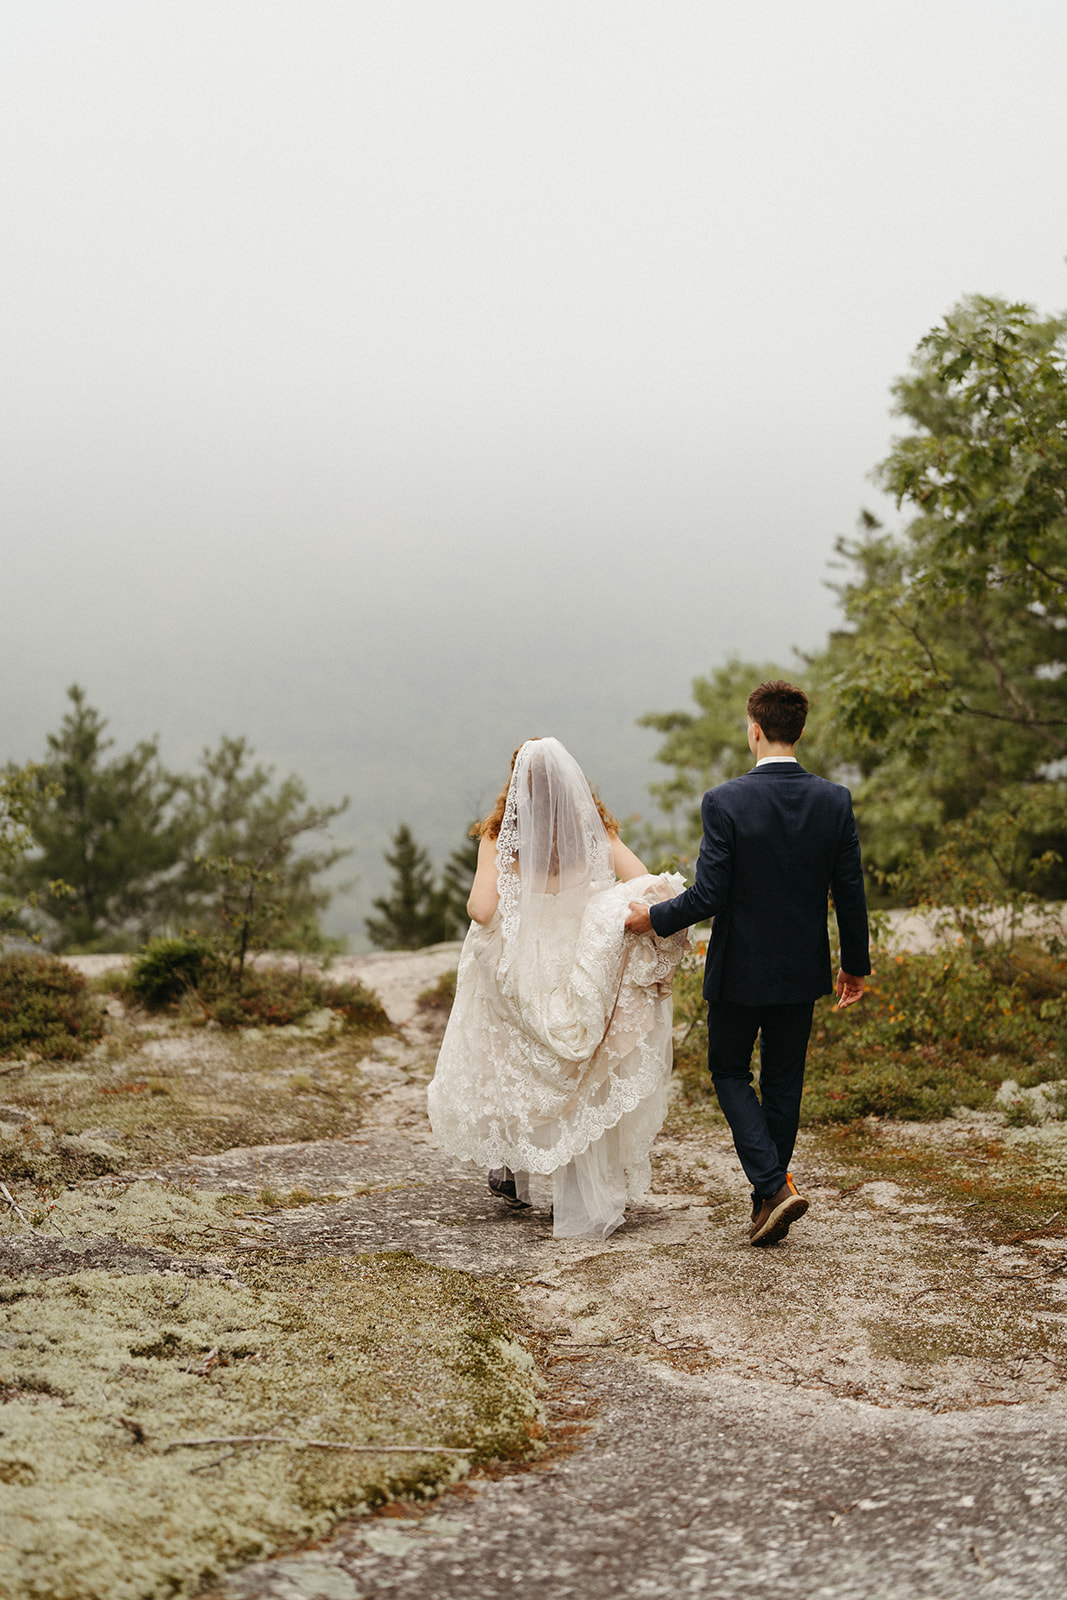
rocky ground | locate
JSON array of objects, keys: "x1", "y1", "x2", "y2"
[{"x1": 3, "y1": 945, "x2": 1067, "y2": 1598}]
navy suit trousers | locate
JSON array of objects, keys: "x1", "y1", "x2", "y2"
[{"x1": 706, "y1": 1000, "x2": 815, "y2": 1198}]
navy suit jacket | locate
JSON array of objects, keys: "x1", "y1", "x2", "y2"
[{"x1": 649, "y1": 763, "x2": 871, "y2": 1006}]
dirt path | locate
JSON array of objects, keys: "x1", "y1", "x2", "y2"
[{"x1": 131, "y1": 958, "x2": 1067, "y2": 1600}]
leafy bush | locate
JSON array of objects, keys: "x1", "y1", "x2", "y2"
[
  {"x1": 671, "y1": 958, "x2": 712, "y2": 1103},
  {"x1": 127, "y1": 936, "x2": 214, "y2": 1008},
  {"x1": 201, "y1": 967, "x2": 322, "y2": 1028},
  {"x1": 671, "y1": 943, "x2": 1067, "y2": 1123},
  {"x1": 162, "y1": 963, "x2": 389, "y2": 1033},
  {"x1": 322, "y1": 977, "x2": 391, "y2": 1032},
  {"x1": 128, "y1": 938, "x2": 388, "y2": 1034},
  {"x1": 0, "y1": 953, "x2": 105, "y2": 1061},
  {"x1": 416, "y1": 968, "x2": 458, "y2": 1014}
]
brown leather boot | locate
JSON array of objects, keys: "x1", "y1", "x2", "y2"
[
  {"x1": 749, "y1": 1173, "x2": 808, "y2": 1247},
  {"x1": 748, "y1": 1172, "x2": 787, "y2": 1238}
]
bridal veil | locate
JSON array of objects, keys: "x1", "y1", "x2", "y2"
[{"x1": 427, "y1": 737, "x2": 688, "y2": 1239}]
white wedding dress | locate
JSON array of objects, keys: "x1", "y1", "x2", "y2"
[{"x1": 427, "y1": 738, "x2": 689, "y2": 1240}]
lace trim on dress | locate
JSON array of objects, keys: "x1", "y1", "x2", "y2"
[
  {"x1": 495, "y1": 766, "x2": 522, "y2": 942},
  {"x1": 427, "y1": 873, "x2": 689, "y2": 1184}
]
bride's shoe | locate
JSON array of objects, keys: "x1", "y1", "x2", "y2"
[{"x1": 487, "y1": 1167, "x2": 532, "y2": 1210}]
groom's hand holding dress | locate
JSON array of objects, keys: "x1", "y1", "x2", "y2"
[{"x1": 629, "y1": 898, "x2": 867, "y2": 1008}]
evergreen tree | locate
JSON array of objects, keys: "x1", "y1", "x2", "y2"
[
  {"x1": 441, "y1": 827, "x2": 481, "y2": 930},
  {"x1": 5, "y1": 686, "x2": 189, "y2": 949},
  {"x1": 178, "y1": 735, "x2": 349, "y2": 962},
  {"x1": 365, "y1": 824, "x2": 453, "y2": 950},
  {"x1": 0, "y1": 762, "x2": 63, "y2": 940},
  {"x1": 3, "y1": 691, "x2": 350, "y2": 954}
]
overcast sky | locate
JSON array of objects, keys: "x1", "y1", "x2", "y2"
[{"x1": 2, "y1": 1, "x2": 1066, "y2": 941}]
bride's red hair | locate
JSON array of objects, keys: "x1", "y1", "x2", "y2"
[{"x1": 473, "y1": 739, "x2": 619, "y2": 841}]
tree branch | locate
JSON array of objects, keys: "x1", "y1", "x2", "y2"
[
  {"x1": 1026, "y1": 558, "x2": 1067, "y2": 595},
  {"x1": 955, "y1": 702, "x2": 1067, "y2": 754},
  {"x1": 890, "y1": 610, "x2": 952, "y2": 689}
]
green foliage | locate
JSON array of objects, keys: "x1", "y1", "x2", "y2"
[
  {"x1": 0, "y1": 762, "x2": 65, "y2": 935},
  {"x1": 322, "y1": 977, "x2": 391, "y2": 1031},
  {"x1": 0, "y1": 952, "x2": 105, "y2": 1061},
  {"x1": 639, "y1": 297, "x2": 1067, "y2": 912},
  {"x1": 366, "y1": 823, "x2": 456, "y2": 950},
  {"x1": 179, "y1": 736, "x2": 349, "y2": 971},
  {"x1": 128, "y1": 935, "x2": 388, "y2": 1033},
  {"x1": 196, "y1": 967, "x2": 385, "y2": 1032},
  {"x1": 817, "y1": 296, "x2": 1067, "y2": 882},
  {"x1": 669, "y1": 957, "x2": 715, "y2": 1104},
  {"x1": 635, "y1": 658, "x2": 790, "y2": 867},
  {"x1": 416, "y1": 968, "x2": 458, "y2": 1014},
  {"x1": 803, "y1": 943, "x2": 1067, "y2": 1123},
  {"x1": 885, "y1": 785, "x2": 1065, "y2": 950},
  {"x1": 200, "y1": 967, "x2": 328, "y2": 1029},
  {"x1": 3, "y1": 693, "x2": 349, "y2": 958},
  {"x1": 671, "y1": 942, "x2": 1067, "y2": 1123},
  {"x1": 3, "y1": 689, "x2": 185, "y2": 950},
  {"x1": 127, "y1": 936, "x2": 214, "y2": 1008},
  {"x1": 441, "y1": 828, "x2": 480, "y2": 930}
]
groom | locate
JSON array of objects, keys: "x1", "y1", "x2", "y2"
[{"x1": 625, "y1": 680, "x2": 870, "y2": 1247}]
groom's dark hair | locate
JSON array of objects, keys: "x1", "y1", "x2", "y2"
[{"x1": 747, "y1": 680, "x2": 808, "y2": 744}]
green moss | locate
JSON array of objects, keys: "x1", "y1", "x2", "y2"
[
  {"x1": 865, "y1": 1311, "x2": 1052, "y2": 1366},
  {"x1": 0, "y1": 1027, "x2": 381, "y2": 1182},
  {"x1": 0, "y1": 1187, "x2": 542, "y2": 1600},
  {"x1": 810, "y1": 1120, "x2": 1067, "y2": 1244}
]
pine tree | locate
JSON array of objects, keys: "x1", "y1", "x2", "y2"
[
  {"x1": 441, "y1": 827, "x2": 480, "y2": 930},
  {"x1": 365, "y1": 824, "x2": 453, "y2": 950},
  {"x1": 5, "y1": 686, "x2": 189, "y2": 949}
]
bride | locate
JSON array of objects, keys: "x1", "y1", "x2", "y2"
[{"x1": 427, "y1": 737, "x2": 688, "y2": 1240}]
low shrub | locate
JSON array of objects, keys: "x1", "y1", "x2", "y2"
[
  {"x1": 671, "y1": 943, "x2": 1067, "y2": 1123},
  {"x1": 322, "y1": 976, "x2": 391, "y2": 1032},
  {"x1": 416, "y1": 968, "x2": 457, "y2": 1015},
  {"x1": 0, "y1": 953, "x2": 105, "y2": 1061},
  {"x1": 202, "y1": 967, "x2": 322, "y2": 1029},
  {"x1": 160, "y1": 962, "x2": 390, "y2": 1033},
  {"x1": 126, "y1": 937, "x2": 390, "y2": 1033},
  {"x1": 671, "y1": 959, "x2": 711, "y2": 1103},
  {"x1": 127, "y1": 936, "x2": 214, "y2": 1008}
]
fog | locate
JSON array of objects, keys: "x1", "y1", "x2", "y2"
[{"x1": 2, "y1": 2, "x2": 1065, "y2": 942}]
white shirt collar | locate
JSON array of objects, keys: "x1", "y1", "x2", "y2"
[{"x1": 755, "y1": 755, "x2": 799, "y2": 766}]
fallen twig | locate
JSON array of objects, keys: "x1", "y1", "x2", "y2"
[
  {"x1": 0, "y1": 1180, "x2": 41, "y2": 1233},
  {"x1": 189, "y1": 1450, "x2": 242, "y2": 1475},
  {"x1": 0, "y1": 1062, "x2": 28, "y2": 1076},
  {"x1": 164, "y1": 1434, "x2": 472, "y2": 1455},
  {"x1": 971, "y1": 1539, "x2": 996, "y2": 1578},
  {"x1": 549, "y1": 1483, "x2": 642, "y2": 1528},
  {"x1": 904, "y1": 1285, "x2": 950, "y2": 1307}
]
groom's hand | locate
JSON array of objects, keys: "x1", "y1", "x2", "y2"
[
  {"x1": 836, "y1": 969, "x2": 866, "y2": 1009},
  {"x1": 625, "y1": 901, "x2": 653, "y2": 935}
]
